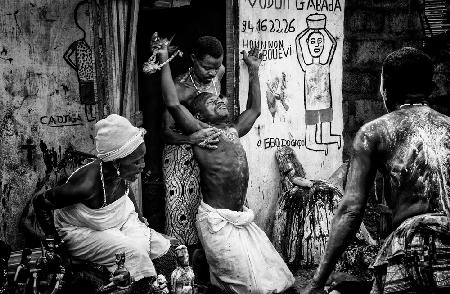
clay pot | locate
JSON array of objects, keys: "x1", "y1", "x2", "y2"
[{"x1": 306, "y1": 14, "x2": 326, "y2": 29}]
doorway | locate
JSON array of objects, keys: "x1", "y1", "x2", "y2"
[{"x1": 136, "y1": 0, "x2": 232, "y2": 232}]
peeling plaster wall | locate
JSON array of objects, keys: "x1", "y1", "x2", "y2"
[{"x1": 0, "y1": 0, "x2": 98, "y2": 249}]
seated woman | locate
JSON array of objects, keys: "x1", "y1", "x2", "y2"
[{"x1": 33, "y1": 114, "x2": 175, "y2": 292}]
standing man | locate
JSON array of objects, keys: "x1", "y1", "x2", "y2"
[
  {"x1": 162, "y1": 36, "x2": 225, "y2": 250},
  {"x1": 303, "y1": 47, "x2": 450, "y2": 294}
]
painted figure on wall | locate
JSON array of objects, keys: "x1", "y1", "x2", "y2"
[
  {"x1": 63, "y1": 0, "x2": 103, "y2": 122},
  {"x1": 296, "y1": 13, "x2": 341, "y2": 155}
]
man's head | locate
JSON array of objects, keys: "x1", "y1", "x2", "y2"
[
  {"x1": 306, "y1": 31, "x2": 325, "y2": 58},
  {"x1": 95, "y1": 114, "x2": 146, "y2": 182},
  {"x1": 191, "y1": 36, "x2": 224, "y2": 84},
  {"x1": 381, "y1": 47, "x2": 434, "y2": 111},
  {"x1": 189, "y1": 92, "x2": 229, "y2": 124}
]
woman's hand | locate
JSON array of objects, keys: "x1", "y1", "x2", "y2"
[{"x1": 189, "y1": 127, "x2": 221, "y2": 150}]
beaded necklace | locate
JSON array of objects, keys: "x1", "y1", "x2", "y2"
[
  {"x1": 189, "y1": 68, "x2": 218, "y2": 95},
  {"x1": 398, "y1": 102, "x2": 428, "y2": 109},
  {"x1": 99, "y1": 161, "x2": 129, "y2": 208}
]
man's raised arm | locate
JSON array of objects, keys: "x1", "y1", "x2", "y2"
[
  {"x1": 303, "y1": 127, "x2": 378, "y2": 294},
  {"x1": 235, "y1": 48, "x2": 262, "y2": 137},
  {"x1": 159, "y1": 50, "x2": 203, "y2": 135}
]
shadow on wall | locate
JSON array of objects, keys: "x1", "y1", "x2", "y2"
[{"x1": 19, "y1": 145, "x2": 95, "y2": 247}]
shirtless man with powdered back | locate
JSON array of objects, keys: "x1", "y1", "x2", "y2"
[
  {"x1": 303, "y1": 47, "x2": 450, "y2": 294},
  {"x1": 158, "y1": 46, "x2": 295, "y2": 293}
]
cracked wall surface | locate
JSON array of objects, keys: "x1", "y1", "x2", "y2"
[{"x1": 0, "y1": 0, "x2": 98, "y2": 249}]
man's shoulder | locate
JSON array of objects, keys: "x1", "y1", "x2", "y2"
[
  {"x1": 174, "y1": 71, "x2": 190, "y2": 85},
  {"x1": 353, "y1": 115, "x2": 391, "y2": 153}
]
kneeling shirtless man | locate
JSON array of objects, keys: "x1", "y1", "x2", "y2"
[{"x1": 158, "y1": 46, "x2": 295, "y2": 293}]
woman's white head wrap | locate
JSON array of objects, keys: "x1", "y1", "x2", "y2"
[{"x1": 95, "y1": 114, "x2": 146, "y2": 162}]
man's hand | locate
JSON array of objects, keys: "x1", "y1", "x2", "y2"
[
  {"x1": 156, "y1": 40, "x2": 170, "y2": 62},
  {"x1": 242, "y1": 47, "x2": 262, "y2": 71},
  {"x1": 189, "y1": 127, "x2": 221, "y2": 150}
]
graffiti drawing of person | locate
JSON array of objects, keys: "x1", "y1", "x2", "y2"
[
  {"x1": 63, "y1": 0, "x2": 103, "y2": 122},
  {"x1": 296, "y1": 13, "x2": 341, "y2": 155}
]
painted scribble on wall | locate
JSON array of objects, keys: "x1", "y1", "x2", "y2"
[
  {"x1": 266, "y1": 72, "x2": 289, "y2": 121},
  {"x1": 238, "y1": 0, "x2": 345, "y2": 249}
]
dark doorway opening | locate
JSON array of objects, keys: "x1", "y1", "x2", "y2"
[{"x1": 136, "y1": 0, "x2": 227, "y2": 232}]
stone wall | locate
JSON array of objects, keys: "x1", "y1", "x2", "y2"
[{"x1": 342, "y1": 0, "x2": 424, "y2": 159}]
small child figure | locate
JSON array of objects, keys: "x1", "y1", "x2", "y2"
[{"x1": 171, "y1": 245, "x2": 195, "y2": 294}]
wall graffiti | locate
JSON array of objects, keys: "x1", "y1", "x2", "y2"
[
  {"x1": 63, "y1": 0, "x2": 104, "y2": 122},
  {"x1": 242, "y1": 39, "x2": 294, "y2": 61},
  {"x1": 20, "y1": 138, "x2": 36, "y2": 165},
  {"x1": 244, "y1": 0, "x2": 342, "y2": 12},
  {"x1": 257, "y1": 137, "x2": 306, "y2": 149},
  {"x1": 39, "y1": 113, "x2": 84, "y2": 127},
  {"x1": 296, "y1": 13, "x2": 341, "y2": 155}
]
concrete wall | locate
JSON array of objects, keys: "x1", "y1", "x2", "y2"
[{"x1": 0, "y1": 0, "x2": 99, "y2": 249}]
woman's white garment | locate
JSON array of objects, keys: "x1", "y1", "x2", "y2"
[
  {"x1": 54, "y1": 166, "x2": 170, "y2": 281},
  {"x1": 196, "y1": 201, "x2": 295, "y2": 294}
]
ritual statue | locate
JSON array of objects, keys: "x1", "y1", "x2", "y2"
[
  {"x1": 0, "y1": 241, "x2": 11, "y2": 294},
  {"x1": 152, "y1": 274, "x2": 169, "y2": 294},
  {"x1": 274, "y1": 146, "x2": 342, "y2": 271},
  {"x1": 142, "y1": 32, "x2": 183, "y2": 75},
  {"x1": 14, "y1": 248, "x2": 33, "y2": 294},
  {"x1": 111, "y1": 253, "x2": 131, "y2": 289},
  {"x1": 170, "y1": 245, "x2": 194, "y2": 294},
  {"x1": 32, "y1": 238, "x2": 67, "y2": 294},
  {"x1": 98, "y1": 252, "x2": 131, "y2": 293}
]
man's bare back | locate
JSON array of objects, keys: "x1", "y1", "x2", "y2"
[
  {"x1": 193, "y1": 127, "x2": 249, "y2": 211},
  {"x1": 360, "y1": 105, "x2": 450, "y2": 227}
]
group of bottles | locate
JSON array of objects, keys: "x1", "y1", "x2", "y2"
[
  {"x1": 1, "y1": 241, "x2": 197, "y2": 294},
  {"x1": 0, "y1": 238, "x2": 65, "y2": 294},
  {"x1": 104, "y1": 244, "x2": 195, "y2": 294}
]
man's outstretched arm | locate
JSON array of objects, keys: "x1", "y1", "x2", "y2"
[
  {"x1": 235, "y1": 48, "x2": 262, "y2": 137},
  {"x1": 303, "y1": 128, "x2": 378, "y2": 294},
  {"x1": 159, "y1": 50, "x2": 203, "y2": 134}
]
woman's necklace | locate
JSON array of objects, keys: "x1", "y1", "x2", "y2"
[
  {"x1": 189, "y1": 67, "x2": 218, "y2": 95},
  {"x1": 398, "y1": 102, "x2": 428, "y2": 109},
  {"x1": 100, "y1": 162, "x2": 128, "y2": 207}
]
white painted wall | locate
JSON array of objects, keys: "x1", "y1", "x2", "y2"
[{"x1": 238, "y1": 0, "x2": 345, "y2": 235}]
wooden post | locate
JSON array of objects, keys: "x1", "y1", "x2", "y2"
[{"x1": 225, "y1": 0, "x2": 240, "y2": 119}]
